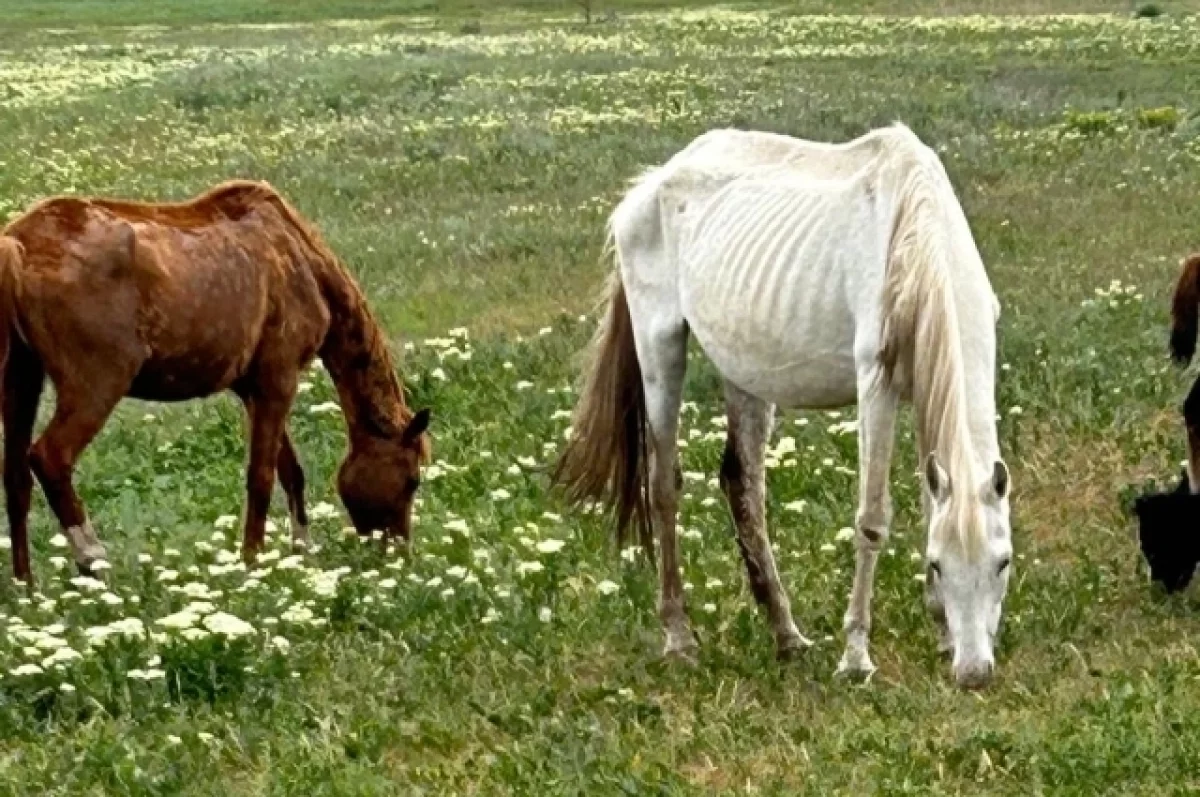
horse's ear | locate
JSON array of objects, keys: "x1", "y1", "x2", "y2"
[
  {"x1": 401, "y1": 409, "x2": 431, "y2": 447},
  {"x1": 924, "y1": 452, "x2": 950, "y2": 503}
]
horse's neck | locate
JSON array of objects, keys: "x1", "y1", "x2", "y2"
[
  {"x1": 318, "y1": 266, "x2": 408, "y2": 441},
  {"x1": 898, "y1": 172, "x2": 1000, "y2": 479}
]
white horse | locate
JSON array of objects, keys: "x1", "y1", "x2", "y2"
[{"x1": 554, "y1": 123, "x2": 1012, "y2": 689}]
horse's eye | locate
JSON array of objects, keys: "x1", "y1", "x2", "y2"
[
  {"x1": 997, "y1": 557, "x2": 1011, "y2": 576},
  {"x1": 928, "y1": 560, "x2": 941, "y2": 579}
]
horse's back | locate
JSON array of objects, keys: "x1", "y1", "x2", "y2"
[
  {"x1": 3, "y1": 184, "x2": 328, "y2": 400},
  {"x1": 674, "y1": 169, "x2": 885, "y2": 407},
  {"x1": 614, "y1": 128, "x2": 917, "y2": 408}
]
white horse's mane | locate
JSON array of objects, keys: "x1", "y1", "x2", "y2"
[{"x1": 877, "y1": 131, "x2": 989, "y2": 559}]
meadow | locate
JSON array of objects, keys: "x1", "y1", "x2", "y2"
[{"x1": 3, "y1": 0, "x2": 1200, "y2": 793}]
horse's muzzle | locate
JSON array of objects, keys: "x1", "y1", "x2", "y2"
[{"x1": 953, "y1": 657, "x2": 994, "y2": 690}]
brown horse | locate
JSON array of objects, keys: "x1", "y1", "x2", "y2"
[
  {"x1": 0, "y1": 180, "x2": 430, "y2": 583},
  {"x1": 1170, "y1": 252, "x2": 1200, "y2": 488}
]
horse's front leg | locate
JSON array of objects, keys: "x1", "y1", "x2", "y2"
[
  {"x1": 837, "y1": 379, "x2": 898, "y2": 678},
  {"x1": 277, "y1": 430, "x2": 310, "y2": 548},
  {"x1": 30, "y1": 370, "x2": 134, "y2": 578},
  {"x1": 241, "y1": 393, "x2": 292, "y2": 563}
]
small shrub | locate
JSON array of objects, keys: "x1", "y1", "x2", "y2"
[
  {"x1": 1062, "y1": 109, "x2": 1118, "y2": 136},
  {"x1": 1134, "y1": 3, "x2": 1164, "y2": 18},
  {"x1": 1135, "y1": 105, "x2": 1180, "y2": 130}
]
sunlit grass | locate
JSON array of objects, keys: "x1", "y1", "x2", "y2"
[{"x1": 2, "y1": 1, "x2": 1200, "y2": 793}]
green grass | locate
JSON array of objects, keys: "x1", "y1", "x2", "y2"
[{"x1": 3, "y1": 1, "x2": 1200, "y2": 793}]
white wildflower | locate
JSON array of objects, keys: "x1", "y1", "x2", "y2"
[
  {"x1": 203, "y1": 612, "x2": 255, "y2": 639},
  {"x1": 309, "y1": 502, "x2": 338, "y2": 520},
  {"x1": 536, "y1": 539, "x2": 566, "y2": 554},
  {"x1": 516, "y1": 561, "x2": 544, "y2": 576}
]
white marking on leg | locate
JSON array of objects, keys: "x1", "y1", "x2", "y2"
[
  {"x1": 65, "y1": 521, "x2": 107, "y2": 569},
  {"x1": 290, "y1": 510, "x2": 309, "y2": 548}
]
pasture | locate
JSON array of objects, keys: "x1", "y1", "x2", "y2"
[{"x1": 2, "y1": 0, "x2": 1200, "y2": 793}]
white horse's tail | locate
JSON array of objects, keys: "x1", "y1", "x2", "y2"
[{"x1": 552, "y1": 231, "x2": 654, "y2": 562}]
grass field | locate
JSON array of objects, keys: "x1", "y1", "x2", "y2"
[{"x1": 3, "y1": 0, "x2": 1200, "y2": 793}]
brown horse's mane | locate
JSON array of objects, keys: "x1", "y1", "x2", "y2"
[{"x1": 252, "y1": 182, "x2": 420, "y2": 438}]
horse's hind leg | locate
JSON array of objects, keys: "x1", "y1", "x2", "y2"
[
  {"x1": 720, "y1": 382, "x2": 810, "y2": 659},
  {"x1": 3, "y1": 344, "x2": 44, "y2": 583},
  {"x1": 837, "y1": 373, "x2": 898, "y2": 678},
  {"x1": 629, "y1": 308, "x2": 694, "y2": 659},
  {"x1": 30, "y1": 373, "x2": 133, "y2": 574}
]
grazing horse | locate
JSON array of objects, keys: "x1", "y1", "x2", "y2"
[
  {"x1": 0, "y1": 181, "x2": 430, "y2": 584},
  {"x1": 555, "y1": 124, "x2": 1012, "y2": 689},
  {"x1": 1133, "y1": 253, "x2": 1200, "y2": 591}
]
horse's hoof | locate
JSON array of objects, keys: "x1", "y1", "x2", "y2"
[
  {"x1": 663, "y1": 632, "x2": 700, "y2": 665},
  {"x1": 664, "y1": 646, "x2": 699, "y2": 667},
  {"x1": 836, "y1": 648, "x2": 877, "y2": 681},
  {"x1": 776, "y1": 633, "x2": 814, "y2": 662}
]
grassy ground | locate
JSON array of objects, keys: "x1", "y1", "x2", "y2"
[{"x1": 3, "y1": 1, "x2": 1200, "y2": 794}]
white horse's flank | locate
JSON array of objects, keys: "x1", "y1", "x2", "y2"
[{"x1": 556, "y1": 123, "x2": 1012, "y2": 689}]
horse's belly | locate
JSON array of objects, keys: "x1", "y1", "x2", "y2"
[
  {"x1": 129, "y1": 351, "x2": 251, "y2": 401},
  {"x1": 130, "y1": 308, "x2": 267, "y2": 401},
  {"x1": 684, "y1": 285, "x2": 859, "y2": 408},
  {"x1": 674, "y1": 177, "x2": 874, "y2": 409},
  {"x1": 695, "y1": 329, "x2": 858, "y2": 408}
]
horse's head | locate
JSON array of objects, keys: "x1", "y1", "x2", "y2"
[
  {"x1": 337, "y1": 409, "x2": 431, "y2": 545},
  {"x1": 922, "y1": 453, "x2": 1012, "y2": 690},
  {"x1": 1133, "y1": 473, "x2": 1200, "y2": 593}
]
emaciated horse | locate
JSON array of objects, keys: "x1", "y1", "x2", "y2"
[
  {"x1": 555, "y1": 124, "x2": 1012, "y2": 689},
  {"x1": 0, "y1": 180, "x2": 430, "y2": 584}
]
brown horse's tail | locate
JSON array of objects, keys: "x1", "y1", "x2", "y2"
[
  {"x1": 0, "y1": 237, "x2": 23, "y2": 378},
  {"x1": 1170, "y1": 254, "x2": 1200, "y2": 364},
  {"x1": 552, "y1": 269, "x2": 653, "y2": 562}
]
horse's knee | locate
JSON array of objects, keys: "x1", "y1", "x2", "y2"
[
  {"x1": 245, "y1": 466, "x2": 275, "y2": 501},
  {"x1": 856, "y1": 506, "x2": 891, "y2": 548}
]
